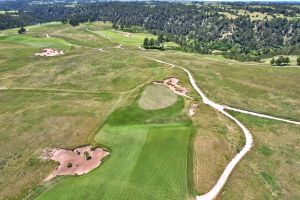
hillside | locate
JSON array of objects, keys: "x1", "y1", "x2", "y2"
[{"x1": 0, "y1": 20, "x2": 299, "y2": 200}]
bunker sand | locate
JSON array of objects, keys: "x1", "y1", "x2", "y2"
[
  {"x1": 42, "y1": 146, "x2": 109, "y2": 181},
  {"x1": 154, "y1": 77, "x2": 192, "y2": 99}
]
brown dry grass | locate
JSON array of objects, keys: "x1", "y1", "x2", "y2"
[{"x1": 192, "y1": 104, "x2": 244, "y2": 194}]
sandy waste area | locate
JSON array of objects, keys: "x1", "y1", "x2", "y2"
[
  {"x1": 35, "y1": 48, "x2": 64, "y2": 57},
  {"x1": 42, "y1": 145, "x2": 109, "y2": 181},
  {"x1": 153, "y1": 77, "x2": 189, "y2": 97}
]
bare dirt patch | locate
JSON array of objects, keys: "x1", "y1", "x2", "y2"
[
  {"x1": 35, "y1": 48, "x2": 64, "y2": 57},
  {"x1": 153, "y1": 77, "x2": 191, "y2": 98},
  {"x1": 42, "y1": 145, "x2": 109, "y2": 181}
]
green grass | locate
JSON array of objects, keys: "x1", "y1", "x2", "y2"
[
  {"x1": 138, "y1": 84, "x2": 178, "y2": 110},
  {"x1": 1, "y1": 20, "x2": 300, "y2": 200},
  {"x1": 107, "y1": 96, "x2": 189, "y2": 126},
  {"x1": 35, "y1": 88, "x2": 192, "y2": 200},
  {"x1": 84, "y1": 21, "x2": 159, "y2": 48},
  {"x1": 0, "y1": 35, "x2": 71, "y2": 50},
  {"x1": 220, "y1": 112, "x2": 300, "y2": 200},
  {"x1": 144, "y1": 50, "x2": 300, "y2": 120}
]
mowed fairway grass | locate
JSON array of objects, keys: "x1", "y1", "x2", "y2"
[
  {"x1": 0, "y1": 35, "x2": 72, "y2": 50},
  {"x1": 37, "y1": 92, "x2": 193, "y2": 200}
]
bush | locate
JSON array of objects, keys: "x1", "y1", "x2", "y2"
[
  {"x1": 67, "y1": 162, "x2": 72, "y2": 168},
  {"x1": 84, "y1": 151, "x2": 92, "y2": 160},
  {"x1": 18, "y1": 27, "x2": 26, "y2": 34},
  {"x1": 297, "y1": 56, "x2": 300, "y2": 65},
  {"x1": 271, "y1": 56, "x2": 290, "y2": 66}
]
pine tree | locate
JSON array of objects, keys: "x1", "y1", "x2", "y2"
[{"x1": 143, "y1": 38, "x2": 149, "y2": 48}]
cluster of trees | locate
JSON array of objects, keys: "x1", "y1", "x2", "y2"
[
  {"x1": 270, "y1": 56, "x2": 290, "y2": 66},
  {"x1": 0, "y1": 1, "x2": 299, "y2": 62},
  {"x1": 143, "y1": 36, "x2": 164, "y2": 50}
]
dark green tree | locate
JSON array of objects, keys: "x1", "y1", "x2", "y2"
[
  {"x1": 283, "y1": 57, "x2": 290, "y2": 65},
  {"x1": 149, "y1": 38, "x2": 155, "y2": 46},
  {"x1": 143, "y1": 37, "x2": 149, "y2": 48},
  {"x1": 270, "y1": 57, "x2": 275, "y2": 65},
  {"x1": 17, "y1": 27, "x2": 26, "y2": 34},
  {"x1": 275, "y1": 56, "x2": 284, "y2": 66},
  {"x1": 297, "y1": 56, "x2": 300, "y2": 66},
  {"x1": 112, "y1": 23, "x2": 118, "y2": 29},
  {"x1": 157, "y1": 34, "x2": 164, "y2": 43}
]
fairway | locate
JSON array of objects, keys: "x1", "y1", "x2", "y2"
[
  {"x1": 0, "y1": 35, "x2": 72, "y2": 50},
  {"x1": 36, "y1": 94, "x2": 192, "y2": 200},
  {"x1": 138, "y1": 84, "x2": 178, "y2": 110}
]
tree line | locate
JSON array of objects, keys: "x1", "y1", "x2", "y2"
[{"x1": 0, "y1": 1, "x2": 299, "y2": 62}]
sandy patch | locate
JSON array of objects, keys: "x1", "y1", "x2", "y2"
[
  {"x1": 153, "y1": 77, "x2": 191, "y2": 98},
  {"x1": 35, "y1": 48, "x2": 64, "y2": 57},
  {"x1": 138, "y1": 46, "x2": 146, "y2": 51},
  {"x1": 115, "y1": 44, "x2": 124, "y2": 49},
  {"x1": 123, "y1": 33, "x2": 132, "y2": 38},
  {"x1": 189, "y1": 103, "x2": 199, "y2": 116},
  {"x1": 42, "y1": 145, "x2": 109, "y2": 181}
]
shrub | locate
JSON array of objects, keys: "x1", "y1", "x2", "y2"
[{"x1": 67, "y1": 162, "x2": 72, "y2": 168}]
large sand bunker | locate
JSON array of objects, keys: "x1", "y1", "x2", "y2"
[
  {"x1": 138, "y1": 84, "x2": 177, "y2": 110},
  {"x1": 35, "y1": 48, "x2": 64, "y2": 57},
  {"x1": 42, "y1": 146, "x2": 109, "y2": 181},
  {"x1": 153, "y1": 77, "x2": 191, "y2": 98}
]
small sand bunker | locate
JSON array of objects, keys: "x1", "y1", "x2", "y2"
[
  {"x1": 35, "y1": 48, "x2": 64, "y2": 57},
  {"x1": 154, "y1": 77, "x2": 191, "y2": 98},
  {"x1": 189, "y1": 103, "x2": 199, "y2": 116},
  {"x1": 42, "y1": 145, "x2": 109, "y2": 181}
]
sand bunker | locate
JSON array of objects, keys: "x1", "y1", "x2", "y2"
[
  {"x1": 154, "y1": 77, "x2": 191, "y2": 98},
  {"x1": 42, "y1": 145, "x2": 109, "y2": 181},
  {"x1": 35, "y1": 48, "x2": 64, "y2": 57},
  {"x1": 189, "y1": 103, "x2": 199, "y2": 116}
]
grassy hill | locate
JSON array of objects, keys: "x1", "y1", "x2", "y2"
[{"x1": 0, "y1": 21, "x2": 299, "y2": 200}]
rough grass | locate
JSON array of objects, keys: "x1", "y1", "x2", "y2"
[
  {"x1": 138, "y1": 84, "x2": 178, "y2": 110},
  {"x1": 191, "y1": 103, "x2": 244, "y2": 194},
  {"x1": 144, "y1": 50, "x2": 300, "y2": 120},
  {"x1": 1, "y1": 21, "x2": 300, "y2": 200},
  {"x1": 0, "y1": 22, "x2": 162, "y2": 199},
  {"x1": 219, "y1": 112, "x2": 300, "y2": 200},
  {"x1": 0, "y1": 90, "x2": 118, "y2": 200}
]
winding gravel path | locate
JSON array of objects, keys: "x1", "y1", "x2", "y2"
[{"x1": 146, "y1": 57, "x2": 300, "y2": 200}]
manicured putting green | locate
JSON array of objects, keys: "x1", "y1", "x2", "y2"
[{"x1": 138, "y1": 84, "x2": 177, "y2": 110}]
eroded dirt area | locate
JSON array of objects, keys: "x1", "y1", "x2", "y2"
[{"x1": 42, "y1": 145, "x2": 109, "y2": 181}]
